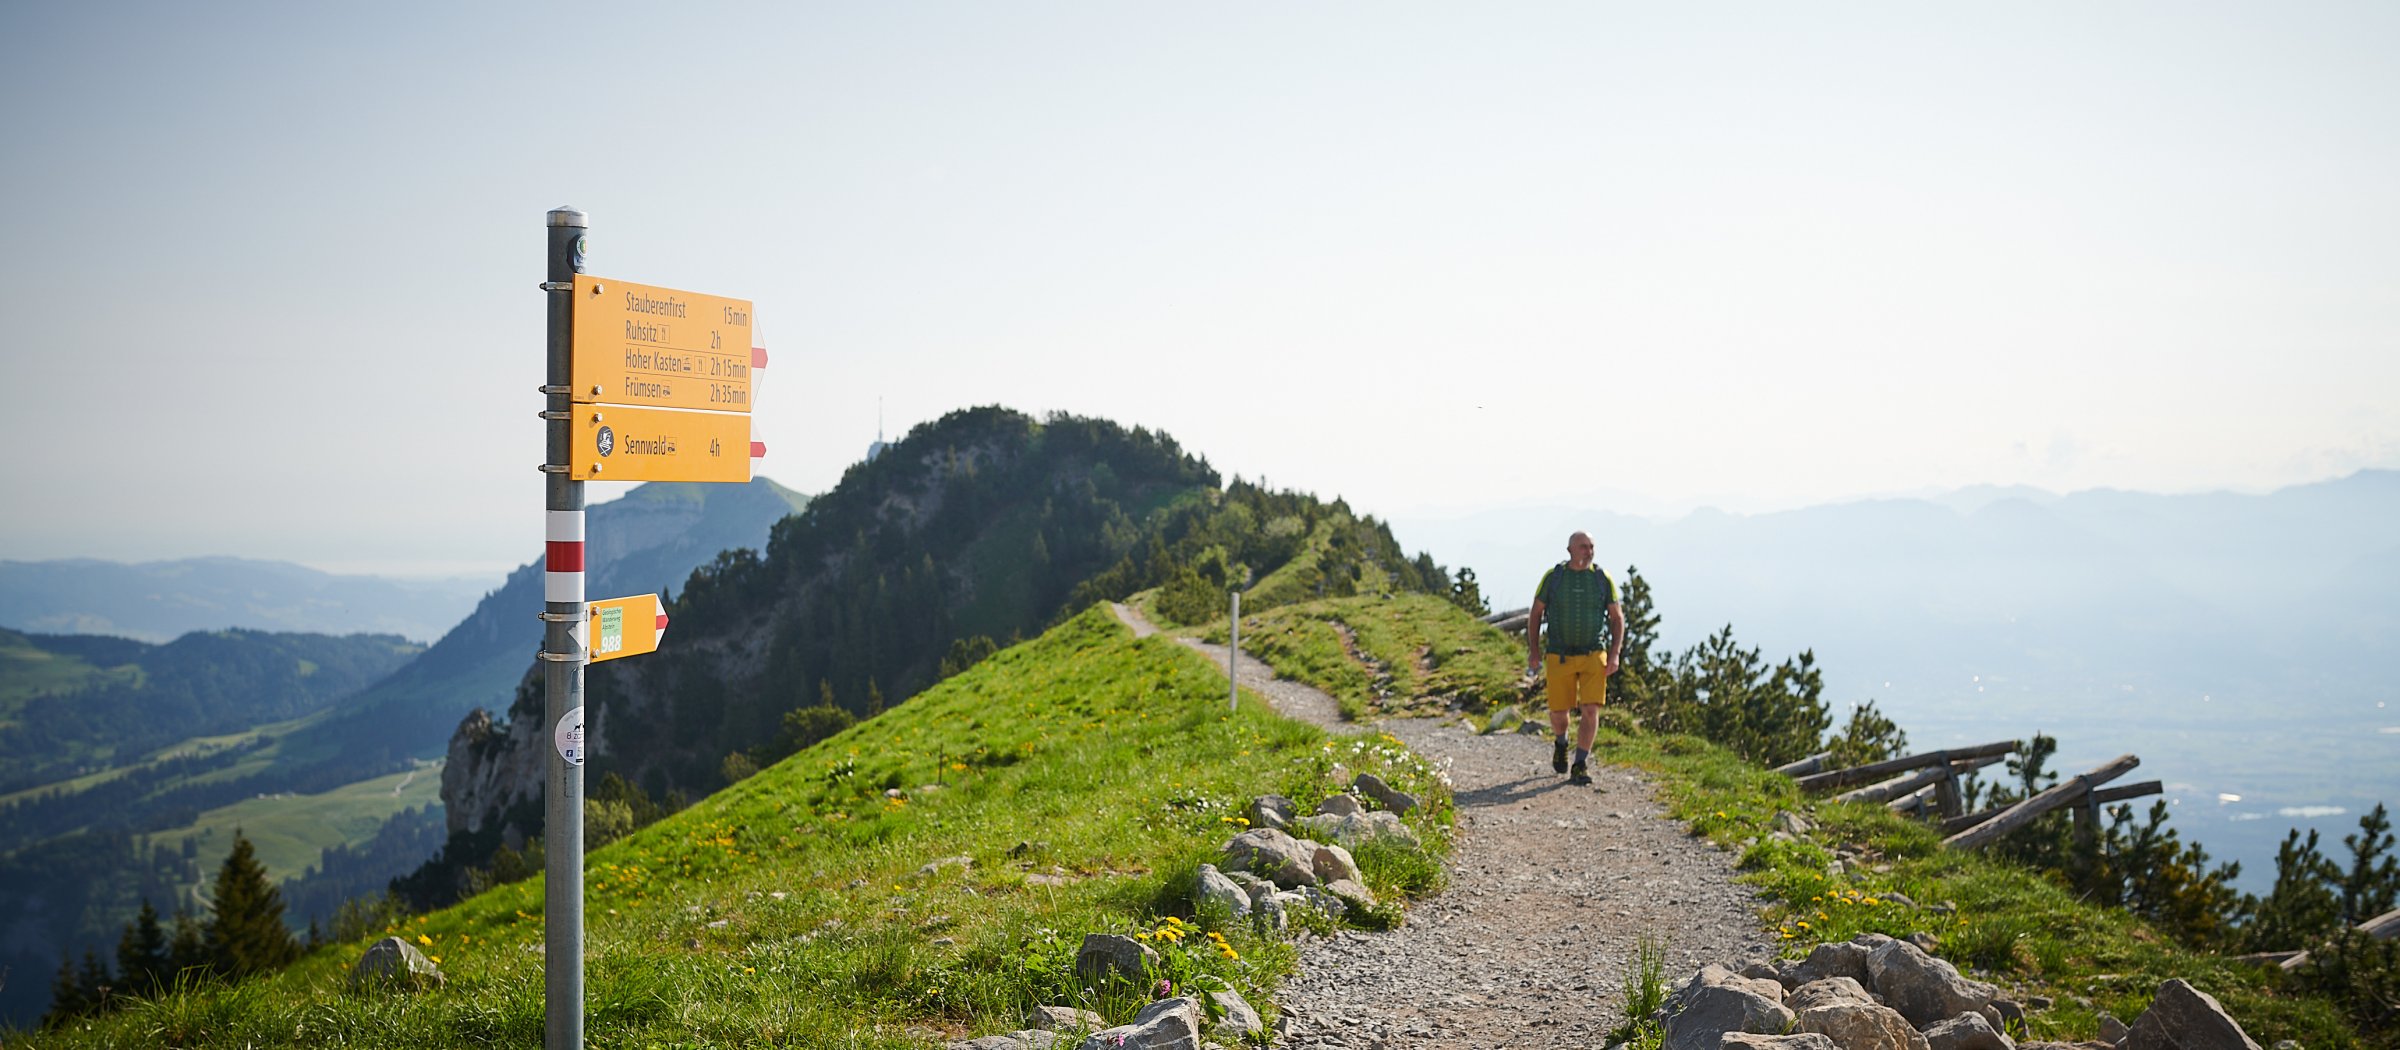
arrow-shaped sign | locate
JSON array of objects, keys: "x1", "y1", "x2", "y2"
[{"x1": 589, "y1": 592, "x2": 668, "y2": 663}]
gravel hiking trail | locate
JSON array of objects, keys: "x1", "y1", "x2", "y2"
[{"x1": 1110, "y1": 603, "x2": 1771, "y2": 1050}]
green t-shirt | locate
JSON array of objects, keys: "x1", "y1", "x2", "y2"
[{"x1": 1534, "y1": 563, "x2": 1618, "y2": 655}]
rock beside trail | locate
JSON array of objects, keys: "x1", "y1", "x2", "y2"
[
  {"x1": 1791, "y1": 976, "x2": 1878, "y2": 1011},
  {"x1": 349, "y1": 936, "x2": 445, "y2": 991},
  {"x1": 1247, "y1": 794, "x2": 1296, "y2": 831},
  {"x1": 1664, "y1": 964, "x2": 1797, "y2": 1050},
  {"x1": 1353, "y1": 771, "x2": 1418, "y2": 814},
  {"x1": 1311, "y1": 842, "x2": 1362, "y2": 885},
  {"x1": 1794, "y1": 998, "x2": 1932, "y2": 1050},
  {"x1": 2122, "y1": 979, "x2": 2264, "y2": 1050},
  {"x1": 1724, "y1": 1034, "x2": 1842, "y2": 1050},
  {"x1": 1868, "y1": 939, "x2": 1998, "y2": 1027},
  {"x1": 1073, "y1": 933, "x2": 1157, "y2": 987},
  {"x1": 1193, "y1": 864, "x2": 1250, "y2": 920},
  {"x1": 1688, "y1": 943, "x2": 2259, "y2": 1050},
  {"x1": 1315, "y1": 793, "x2": 1365, "y2": 817},
  {"x1": 1025, "y1": 1005, "x2": 1105, "y2": 1031},
  {"x1": 1076, "y1": 996, "x2": 1201, "y2": 1050},
  {"x1": 1207, "y1": 988, "x2": 1264, "y2": 1038},
  {"x1": 1323, "y1": 877, "x2": 1379, "y2": 913},
  {"x1": 1294, "y1": 809, "x2": 1422, "y2": 849},
  {"x1": 1220, "y1": 828, "x2": 1317, "y2": 887},
  {"x1": 1789, "y1": 936, "x2": 1884, "y2": 990},
  {"x1": 1925, "y1": 1011, "x2": 2015, "y2": 1050}
]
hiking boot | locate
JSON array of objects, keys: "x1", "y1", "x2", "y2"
[
  {"x1": 1552, "y1": 736, "x2": 1569, "y2": 774},
  {"x1": 1569, "y1": 760, "x2": 1592, "y2": 786}
]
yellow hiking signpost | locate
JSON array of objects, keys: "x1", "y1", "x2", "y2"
[
  {"x1": 586, "y1": 593, "x2": 667, "y2": 663},
  {"x1": 538, "y1": 209, "x2": 772, "y2": 1050},
  {"x1": 565, "y1": 403, "x2": 756, "y2": 483},
  {"x1": 570, "y1": 274, "x2": 757, "y2": 413}
]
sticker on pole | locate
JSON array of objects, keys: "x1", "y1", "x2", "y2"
[{"x1": 555, "y1": 706, "x2": 586, "y2": 766}]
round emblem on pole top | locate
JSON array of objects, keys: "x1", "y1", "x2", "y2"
[{"x1": 596, "y1": 426, "x2": 615, "y2": 457}]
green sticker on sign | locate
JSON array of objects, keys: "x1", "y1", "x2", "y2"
[{"x1": 598, "y1": 605, "x2": 624, "y2": 656}]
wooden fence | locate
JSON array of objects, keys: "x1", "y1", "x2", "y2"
[{"x1": 1776, "y1": 740, "x2": 2160, "y2": 851}]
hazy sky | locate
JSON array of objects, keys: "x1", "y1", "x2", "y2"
[{"x1": 3, "y1": 3, "x2": 2394, "y2": 576}]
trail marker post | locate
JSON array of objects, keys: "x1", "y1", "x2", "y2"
[
  {"x1": 538, "y1": 206, "x2": 589, "y2": 1050},
  {"x1": 538, "y1": 207, "x2": 766, "y2": 1050},
  {"x1": 1228, "y1": 591, "x2": 1240, "y2": 712}
]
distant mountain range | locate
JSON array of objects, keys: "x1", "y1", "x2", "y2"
[{"x1": 0, "y1": 557, "x2": 491, "y2": 644}]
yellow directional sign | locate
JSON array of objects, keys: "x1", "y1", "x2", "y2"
[
  {"x1": 567, "y1": 404, "x2": 754, "y2": 483},
  {"x1": 571, "y1": 274, "x2": 757, "y2": 413},
  {"x1": 588, "y1": 593, "x2": 667, "y2": 663}
]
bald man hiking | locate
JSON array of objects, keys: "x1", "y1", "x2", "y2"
[{"x1": 1527, "y1": 531, "x2": 1625, "y2": 786}]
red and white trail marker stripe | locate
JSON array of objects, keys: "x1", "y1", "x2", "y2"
[{"x1": 545, "y1": 510, "x2": 586, "y2": 605}]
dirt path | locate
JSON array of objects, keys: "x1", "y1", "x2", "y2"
[{"x1": 1111, "y1": 603, "x2": 1773, "y2": 1049}]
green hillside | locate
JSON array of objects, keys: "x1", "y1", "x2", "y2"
[
  {"x1": 20, "y1": 604, "x2": 1450, "y2": 1047},
  {"x1": 151, "y1": 760, "x2": 444, "y2": 887},
  {"x1": 411, "y1": 408, "x2": 1470, "y2": 911},
  {"x1": 0, "y1": 628, "x2": 142, "y2": 721}
]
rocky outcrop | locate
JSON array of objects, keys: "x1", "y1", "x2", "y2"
[
  {"x1": 2121, "y1": 979, "x2": 2263, "y2": 1050},
  {"x1": 349, "y1": 936, "x2": 445, "y2": 991},
  {"x1": 1663, "y1": 965, "x2": 1796, "y2": 1050},
  {"x1": 1353, "y1": 772, "x2": 1418, "y2": 815},
  {"x1": 1867, "y1": 940, "x2": 1999, "y2": 1027},
  {"x1": 1295, "y1": 810, "x2": 1422, "y2": 849},
  {"x1": 1073, "y1": 934, "x2": 1158, "y2": 987},
  {"x1": 1221, "y1": 828, "x2": 1317, "y2": 888},
  {"x1": 1246, "y1": 794, "x2": 1296, "y2": 830},
  {"x1": 1681, "y1": 942, "x2": 2260, "y2": 1050},
  {"x1": 1924, "y1": 1011, "x2": 2013, "y2": 1050},
  {"x1": 1077, "y1": 996, "x2": 1201, "y2": 1050},
  {"x1": 1726, "y1": 1035, "x2": 1842, "y2": 1050}
]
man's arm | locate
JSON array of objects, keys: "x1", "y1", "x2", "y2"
[
  {"x1": 1525, "y1": 598, "x2": 1546, "y2": 674},
  {"x1": 1605, "y1": 602, "x2": 1626, "y2": 675}
]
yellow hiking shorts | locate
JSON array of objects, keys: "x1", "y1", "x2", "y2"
[{"x1": 1544, "y1": 652, "x2": 1609, "y2": 712}]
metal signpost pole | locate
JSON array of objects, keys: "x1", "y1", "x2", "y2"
[
  {"x1": 540, "y1": 206, "x2": 589, "y2": 1050},
  {"x1": 1228, "y1": 591, "x2": 1240, "y2": 712}
]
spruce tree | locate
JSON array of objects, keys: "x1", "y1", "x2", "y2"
[
  {"x1": 169, "y1": 905, "x2": 208, "y2": 979},
  {"x1": 115, "y1": 899, "x2": 172, "y2": 996},
  {"x1": 2339, "y1": 803, "x2": 2399, "y2": 926},
  {"x1": 2245, "y1": 828, "x2": 2344, "y2": 951},
  {"x1": 75, "y1": 948, "x2": 114, "y2": 1013},
  {"x1": 204, "y1": 830, "x2": 299, "y2": 977},
  {"x1": 43, "y1": 952, "x2": 85, "y2": 1026}
]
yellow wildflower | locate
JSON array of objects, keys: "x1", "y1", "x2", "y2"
[{"x1": 417, "y1": 934, "x2": 433, "y2": 946}]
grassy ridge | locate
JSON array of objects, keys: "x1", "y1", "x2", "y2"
[
  {"x1": 1205, "y1": 594, "x2": 1521, "y2": 720},
  {"x1": 0, "y1": 629, "x2": 142, "y2": 719},
  {"x1": 24, "y1": 606, "x2": 1451, "y2": 1048}
]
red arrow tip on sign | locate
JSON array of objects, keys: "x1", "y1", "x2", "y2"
[
  {"x1": 655, "y1": 613, "x2": 669, "y2": 632},
  {"x1": 750, "y1": 441, "x2": 766, "y2": 458},
  {"x1": 752, "y1": 347, "x2": 768, "y2": 369}
]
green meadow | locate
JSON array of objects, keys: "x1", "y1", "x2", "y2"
[{"x1": 25, "y1": 606, "x2": 1450, "y2": 1048}]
